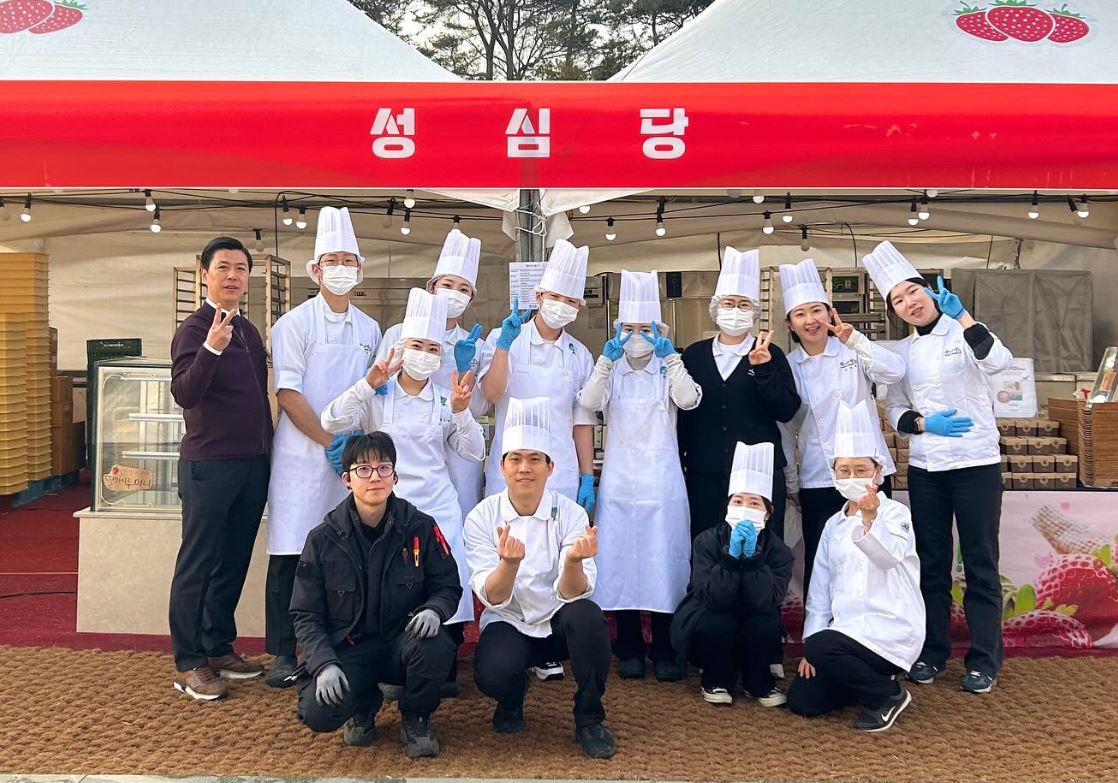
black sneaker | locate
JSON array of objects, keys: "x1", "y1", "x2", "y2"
[
  {"x1": 577, "y1": 722, "x2": 616, "y2": 759},
  {"x1": 907, "y1": 660, "x2": 946, "y2": 685},
  {"x1": 529, "y1": 661, "x2": 565, "y2": 681},
  {"x1": 400, "y1": 713, "x2": 439, "y2": 758},
  {"x1": 961, "y1": 670, "x2": 997, "y2": 693},
  {"x1": 854, "y1": 685, "x2": 912, "y2": 733},
  {"x1": 265, "y1": 655, "x2": 298, "y2": 688},
  {"x1": 653, "y1": 659, "x2": 685, "y2": 682},
  {"x1": 342, "y1": 714, "x2": 377, "y2": 746},
  {"x1": 492, "y1": 703, "x2": 524, "y2": 733},
  {"x1": 617, "y1": 657, "x2": 645, "y2": 679}
]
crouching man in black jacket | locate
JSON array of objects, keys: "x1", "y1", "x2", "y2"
[{"x1": 290, "y1": 431, "x2": 462, "y2": 759}]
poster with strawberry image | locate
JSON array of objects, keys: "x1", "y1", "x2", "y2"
[
  {"x1": 953, "y1": 1, "x2": 1091, "y2": 44},
  {"x1": 0, "y1": 0, "x2": 84, "y2": 34}
]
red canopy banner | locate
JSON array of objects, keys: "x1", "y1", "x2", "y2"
[{"x1": 1, "y1": 80, "x2": 1115, "y2": 189}]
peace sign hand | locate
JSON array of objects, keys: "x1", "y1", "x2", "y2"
[
  {"x1": 565, "y1": 525, "x2": 598, "y2": 563},
  {"x1": 496, "y1": 524, "x2": 526, "y2": 564},
  {"x1": 449, "y1": 369, "x2": 475, "y2": 414},
  {"x1": 826, "y1": 308, "x2": 855, "y2": 344},
  {"x1": 497, "y1": 297, "x2": 533, "y2": 351},
  {"x1": 602, "y1": 323, "x2": 631, "y2": 362},
  {"x1": 924, "y1": 274, "x2": 965, "y2": 319},
  {"x1": 205, "y1": 305, "x2": 237, "y2": 353},
  {"x1": 366, "y1": 345, "x2": 404, "y2": 390},
  {"x1": 748, "y1": 330, "x2": 773, "y2": 365},
  {"x1": 641, "y1": 321, "x2": 677, "y2": 358},
  {"x1": 454, "y1": 323, "x2": 483, "y2": 373}
]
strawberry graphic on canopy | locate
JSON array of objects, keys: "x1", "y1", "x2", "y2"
[
  {"x1": 987, "y1": 0, "x2": 1056, "y2": 41},
  {"x1": 1033, "y1": 547, "x2": 1118, "y2": 641},
  {"x1": 28, "y1": 0, "x2": 83, "y2": 33},
  {"x1": 955, "y1": 4, "x2": 1010, "y2": 41},
  {"x1": 1004, "y1": 610, "x2": 1092, "y2": 648},
  {"x1": 1047, "y1": 4, "x2": 1090, "y2": 43},
  {"x1": 0, "y1": 0, "x2": 53, "y2": 33}
]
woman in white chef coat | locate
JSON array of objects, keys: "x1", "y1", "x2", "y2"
[
  {"x1": 576, "y1": 270, "x2": 700, "y2": 682},
  {"x1": 866, "y1": 241, "x2": 1012, "y2": 694},
  {"x1": 321, "y1": 287, "x2": 483, "y2": 690},
  {"x1": 776, "y1": 258, "x2": 905, "y2": 595},
  {"x1": 787, "y1": 400, "x2": 924, "y2": 733},
  {"x1": 375, "y1": 228, "x2": 491, "y2": 518},
  {"x1": 265, "y1": 207, "x2": 381, "y2": 686}
]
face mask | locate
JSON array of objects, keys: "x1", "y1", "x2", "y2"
[
  {"x1": 401, "y1": 348, "x2": 441, "y2": 381},
  {"x1": 539, "y1": 299, "x2": 579, "y2": 330},
  {"x1": 623, "y1": 333, "x2": 653, "y2": 358},
  {"x1": 320, "y1": 265, "x2": 359, "y2": 296},
  {"x1": 715, "y1": 308, "x2": 754, "y2": 336},
  {"x1": 725, "y1": 505, "x2": 767, "y2": 531},
  {"x1": 835, "y1": 477, "x2": 875, "y2": 503},
  {"x1": 436, "y1": 288, "x2": 471, "y2": 319}
]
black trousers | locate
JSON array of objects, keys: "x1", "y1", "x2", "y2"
[
  {"x1": 686, "y1": 468, "x2": 787, "y2": 540},
  {"x1": 265, "y1": 554, "x2": 299, "y2": 657},
  {"x1": 687, "y1": 610, "x2": 781, "y2": 696},
  {"x1": 297, "y1": 630, "x2": 456, "y2": 731},
  {"x1": 169, "y1": 454, "x2": 269, "y2": 671},
  {"x1": 800, "y1": 476, "x2": 893, "y2": 596},
  {"x1": 787, "y1": 629, "x2": 902, "y2": 715},
  {"x1": 614, "y1": 610, "x2": 674, "y2": 663},
  {"x1": 474, "y1": 599, "x2": 610, "y2": 730},
  {"x1": 908, "y1": 463, "x2": 1003, "y2": 675}
]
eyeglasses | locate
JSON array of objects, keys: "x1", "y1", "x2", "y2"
[
  {"x1": 319, "y1": 258, "x2": 360, "y2": 268},
  {"x1": 348, "y1": 463, "x2": 394, "y2": 479},
  {"x1": 718, "y1": 300, "x2": 755, "y2": 312}
]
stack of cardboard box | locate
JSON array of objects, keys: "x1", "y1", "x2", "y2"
[
  {"x1": 50, "y1": 375, "x2": 75, "y2": 476},
  {"x1": 0, "y1": 316, "x2": 28, "y2": 495},
  {"x1": 997, "y1": 417, "x2": 1077, "y2": 490}
]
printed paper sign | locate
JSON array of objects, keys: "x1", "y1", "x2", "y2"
[
  {"x1": 992, "y1": 358, "x2": 1038, "y2": 418},
  {"x1": 508, "y1": 262, "x2": 546, "y2": 311}
]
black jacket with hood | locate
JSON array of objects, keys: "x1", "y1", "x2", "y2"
[{"x1": 290, "y1": 493, "x2": 463, "y2": 677}]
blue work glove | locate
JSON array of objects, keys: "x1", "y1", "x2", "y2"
[
  {"x1": 642, "y1": 321, "x2": 677, "y2": 358},
  {"x1": 315, "y1": 663, "x2": 349, "y2": 707},
  {"x1": 454, "y1": 323, "x2": 483, "y2": 373},
  {"x1": 924, "y1": 274, "x2": 964, "y2": 319},
  {"x1": 922, "y1": 408, "x2": 973, "y2": 438},
  {"x1": 577, "y1": 473, "x2": 596, "y2": 514},
  {"x1": 496, "y1": 298, "x2": 533, "y2": 351},
  {"x1": 602, "y1": 323, "x2": 632, "y2": 362},
  {"x1": 325, "y1": 430, "x2": 361, "y2": 476},
  {"x1": 728, "y1": 521, "x2": 759, "y2": 559}
]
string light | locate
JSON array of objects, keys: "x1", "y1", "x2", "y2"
[
  {"x1": 751, "y1": 191, "x2": 765, "y2": 204},
  {"x1": 799, "y1": 225, "x2": 810, "y2": 252},
  {"x1": 605, "y1": 217, "x2": 616, "y2": 241},
  {"x1": 295, "y1": 206, "x2": 307, "y2": 230},
  {"x1": 908, "y1": 200, "x2": 920, "y2": 226},
  {"x1": 401, "y1": 207, "x2": 412, "y2": 235},
  {"x1": 578, "y1": 204, "x2": 591, "y2": 214},
  {"x1": 254, "y1": 229, "x2": 264, "y2": 253},
  {"x1": 762, "y1": 211, "x2": 774, "y2": 235},
  {"x1": 0, "y1": 198, "x2": 9, "y2": 222},
  {"x1": 281, "y1": 196, "x2": 293, "y2": 226},
  {"x1": 926, "y1": 189, "x2": 939, "y2": 199},
  {"x1": 654, "y1": 197, "x2": 666, "y2": 237},
  {"x1": 726, "y1": 189, "x2": 742, "y2": 199},
  {"x1": 383, "y1": 197, "x2": 396, "y2": 229},
  {"x1": 918, "y1": 192, "x2": 930, "y2": 221},
  {"x1": 143, "y1": 189, "x2": 156, "y2": 212},
  {"x1": 655, "y1": 219, "x2": 666, "y2": 237},
  {"x1": 403, "y1": 189, "x2": 416, "y2": 209},
  {"x1": 781, "y1": 193, "x2": 794, "y2": 223},
  {"x1": 1028, "y1": 191, "x2": 1040, "y2": 220},
  {"x1": 452, "y1": 214, "x2": 461, "y2": 227},
  {"x1": 20, "y1": 194, "x2": 32, "y2": 223},
  {"x1": 1076, "y1": 195, "x2": 1090, "y2": 220},
  {"x1": 150, "y1": 206, "x2": 161, "y2": 233}
]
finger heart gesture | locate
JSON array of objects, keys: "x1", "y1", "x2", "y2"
[
  {"x1": 496, "y1": 524, "x2": 526, "y2": 563},
  {"x1": 566, "y1": 525, "x2": 598, "y2": 562}
]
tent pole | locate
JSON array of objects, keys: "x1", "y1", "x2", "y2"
[{"x1": 516, "y1": 188, "x2": 544, "y2": 263}]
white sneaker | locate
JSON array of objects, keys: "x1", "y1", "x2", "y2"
[
  {"x1": 756, "y1": 687, "x2": 787, "y2": 707},
  {"x1": 701, "y1": 686, "x2": 733, "y2": 705},
  {"x1": 769, "y1": 663, "x2": 785, "y2": 680},
  {"x1": 529, "y1": 661, "x2": 565, "y2": 681}
]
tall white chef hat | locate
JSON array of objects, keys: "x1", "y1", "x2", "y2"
[
  {"x1": 400, "y1": 287, "x2": 448, "y2": 345},
  {"x1": 306, "y1": 206, "x2": 364, "y2": 278},
  {"x1": 714, "y1": 247, "x2": 761, "y2": 301},
  {"x1": 832, "y1": 400, "x2": 885, "y2": 466},
  {"x1": 863, "y1": 241, "x2": 921, "y2": 301},
  {"x1": 502, "y1": 396, "x2": 552, "y2": 457},
  {"x1": 728, "y1": 441, "x2": 774, "y2": 501},
  {"x1": 537, "y1": 239, "x2": 589, "y2": 303},
  {"x1": 779, "y1": 258, "x2": 829, "y2": 314},
  {"x1": 616, "y1": 269, "x2": 662, "y2": 325},
  {"x1": 428, "y1": 228, "x2": 481, "y2": 291}
]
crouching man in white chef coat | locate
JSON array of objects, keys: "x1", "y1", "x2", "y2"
[
  {"x1": 787, "y1": 400, "x2": 924, "y2": 733},
  {"x1": 463, "y1": 397, "x2": 616, "y2": 760}
]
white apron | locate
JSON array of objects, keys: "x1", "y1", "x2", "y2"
[
  {"x1": 382, "y1": 381, "x2": 474, "y2": 624},
  {"x1": 485, "y1": 332, "x2": 581, "y2": 501},
  {"x1": 267, "y1": 314, "x2": 368, "y2": 555},
  {"x1": 592, "y1": 361, "x2": 691, "y2": 613},
  {"x1": 433, "y1": 328, "x2": 484, "y2": 520}
]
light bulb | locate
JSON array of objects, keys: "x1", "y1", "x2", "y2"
[
  {"x1": 20, "y1": 194, "x2": 32, "y2": 223},
  {"x1": 918, "y1": 195, "x2": 930, "y2": 221},
  {"x1": 908, "y1": 200, "x2": 920, "y2": 226},
  {"x1": 578, "y1": 204, "x2": 591, "y2": 214},
  {"x1": 295, "y1": 206, "x2": 307, "y2": 230},
  {"x1": 144, "y1": 189, "x2": 156, "y2": 212},
  {"x1": 726, "y1": 189, "x2": 742, "y2": 199},
  {"x1": 400, "y1": 225, "x2": 412, "y2": 235},
  {"x1": 401, "y1": 207, "x2": 412, "y2": 235},
  {"x1": 452, "y1": 214, "x2": 461, "y2": 227},
  {"x1": 254, "y1": 229, "x2": 264, "y2": 253},
  {"x1": 150, "y1": 206, "x2": 161, "y2": 233},
  {"x1": 605, "y1": 217, "x2": 616, "y2": 241},
  {"x1": 403, "y1": 189, "x2": 416, "y2": 209},
  {"x1": 781, "y1": 193, "x2": 794, "y2": 223},
  {"x1": 1077, "y1": 195, "x2": 1090, "y2": 219},
  {"x1": 762, "y1": 211, "x2": 774, "y2": 235},
  {"x1": 655, "y1": 220, "x2": 666, "y2": 237},
  {"x1": 751, "y1": 192, "x2": 765, "y2": 204},
  {"x1": 799, "y1": 226, "x2": 810, "y2": 252},
  {"x1": 926, "y1": 189, "x2": 939, "y2": 199},
  {"x1": 1028, "y1": 191, "x2": 1040, "y2": 220},
  {"x1": 281, "y1": 197, "x2": 293, "y2": 226}
]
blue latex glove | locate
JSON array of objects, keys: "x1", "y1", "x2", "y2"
[
  {"x1": 374, "y1": 385, "x2": 388, "y2": 396},
  {"x1": 325, "y1": 430, "x2": 361, "y2": 476},
  {"x1": 922, "y1": 408, "x2": 973, "y2": 438},
  {"x1": 642, "y1": 321, "x2": 677, "y2": 358},
  {"x1": 602, "y1": 323, "x2": 632, "y2": 362},
  {"x1": 728, "y1": 521, "x2": 759, "y2": 559},
  {"x1": 924, "y1": 274, "x2": 964, "y2": 319},
  {"x1": 577, "y1": 473, "x2": 596, "y2": 514},
  {"x1": 454, "y1": 323, "x2": 483, "y2": 373},
  {"x1": 496, "y1": 298, "x2": 533, "y2": 351}
]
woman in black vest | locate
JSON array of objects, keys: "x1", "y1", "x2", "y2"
[{"x1": 678, "y1": 247, "x2": 801, "y2": 541}]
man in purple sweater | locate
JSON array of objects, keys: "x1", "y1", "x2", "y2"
[{"x1": 168, "y1": 236, "x2": 273, "y2": 701}]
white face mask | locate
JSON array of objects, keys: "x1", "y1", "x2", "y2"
[
  {"x1": 436, "y1": 288, "x2": 471, "y2": 319},
  {"x1": 320, "y1": 265, "x2": 359, "y2": 296},
  {"x1": 623, "y1": 333, "x2": 653, "y2": 358},
  {"x1": 725, "y1": 504, "x2": 767, "y2": 531},
  {"x1": 835, "y1": 477, "x2": 876, "y2": 503},
  {"x1": 715, "y1": 308, "x2": 754, "y2": 336},
  {"x1": 539, "y1": 299, "x2": 579, "y2": 330},
  {"x1": 401, "y1": 348, "x2": 441, "y2": 381}
]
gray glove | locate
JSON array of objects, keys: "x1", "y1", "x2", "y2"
[
  {"x1": 315, "y1": 663, "x2": 349, "y2": 707},
  {"x1": 405, "y1": 608, "x2": 442, "y2": 639}
]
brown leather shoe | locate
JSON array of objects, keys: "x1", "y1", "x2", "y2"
[
  {"x1": 208, "y1": 652, "x2": 265, "y2": 680},
  {"x1": 173, "y1": 666, "x2": 228, "y2": 701}
]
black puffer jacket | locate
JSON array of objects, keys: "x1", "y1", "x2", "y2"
[{"x1": 290, "y1": 493, "x2": 462, "y2": 676}]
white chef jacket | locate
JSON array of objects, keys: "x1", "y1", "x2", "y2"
[
  {"x1": 272, "y1": 295, "x2": 381, "y2": 393},
  {"x1": 463, "y1": 489, "x2": 596, "y2": 638},
  {"x1": 803, "y1": 494, "x2": 925, "y2": 671},
  {"x1": 885, "y1": 317, "x2": 1012, "y2": 471},
  {"x1": 319, "y1": 376, "x2": 484, "y2": 464},
  {"x1": 376, "y1": 321, "x2": 492, "y2": 417},
  {"x1": 711, "y1": 334, "x2": 753, "y2": 380},
  {"x1": 779, "y1": 333, "x2": 904, "y2": 490}
]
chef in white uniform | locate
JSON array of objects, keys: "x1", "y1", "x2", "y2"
[
  {"x1": 479, "y1": 239, "x2": 596, "y2": 509},
  {"x1": 787, "y1": 399, "x2": 924, "y2": 733},
  {"x1": 576, "y1": 269, "x2": 700, "y2": 682},
  {"x1": 265, "y1": 206, "x2": 381, "y2": 687},
  {"x1": 375, "y1": 228, "x2": 491, "y2": 518},
  {"x1": 321, "y1": 287, "x2": 484, "y2": 689},
  {"x1": 776, "y1": 258, "x2": 905, "y2": 594},
  {"x1": 866, "y1": 241, "x2": 1012, "y2": 694}
]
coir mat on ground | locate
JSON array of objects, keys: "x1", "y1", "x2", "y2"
[{"x1": 0, "y1": 647, "x2": 1115, "y2": 783}]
